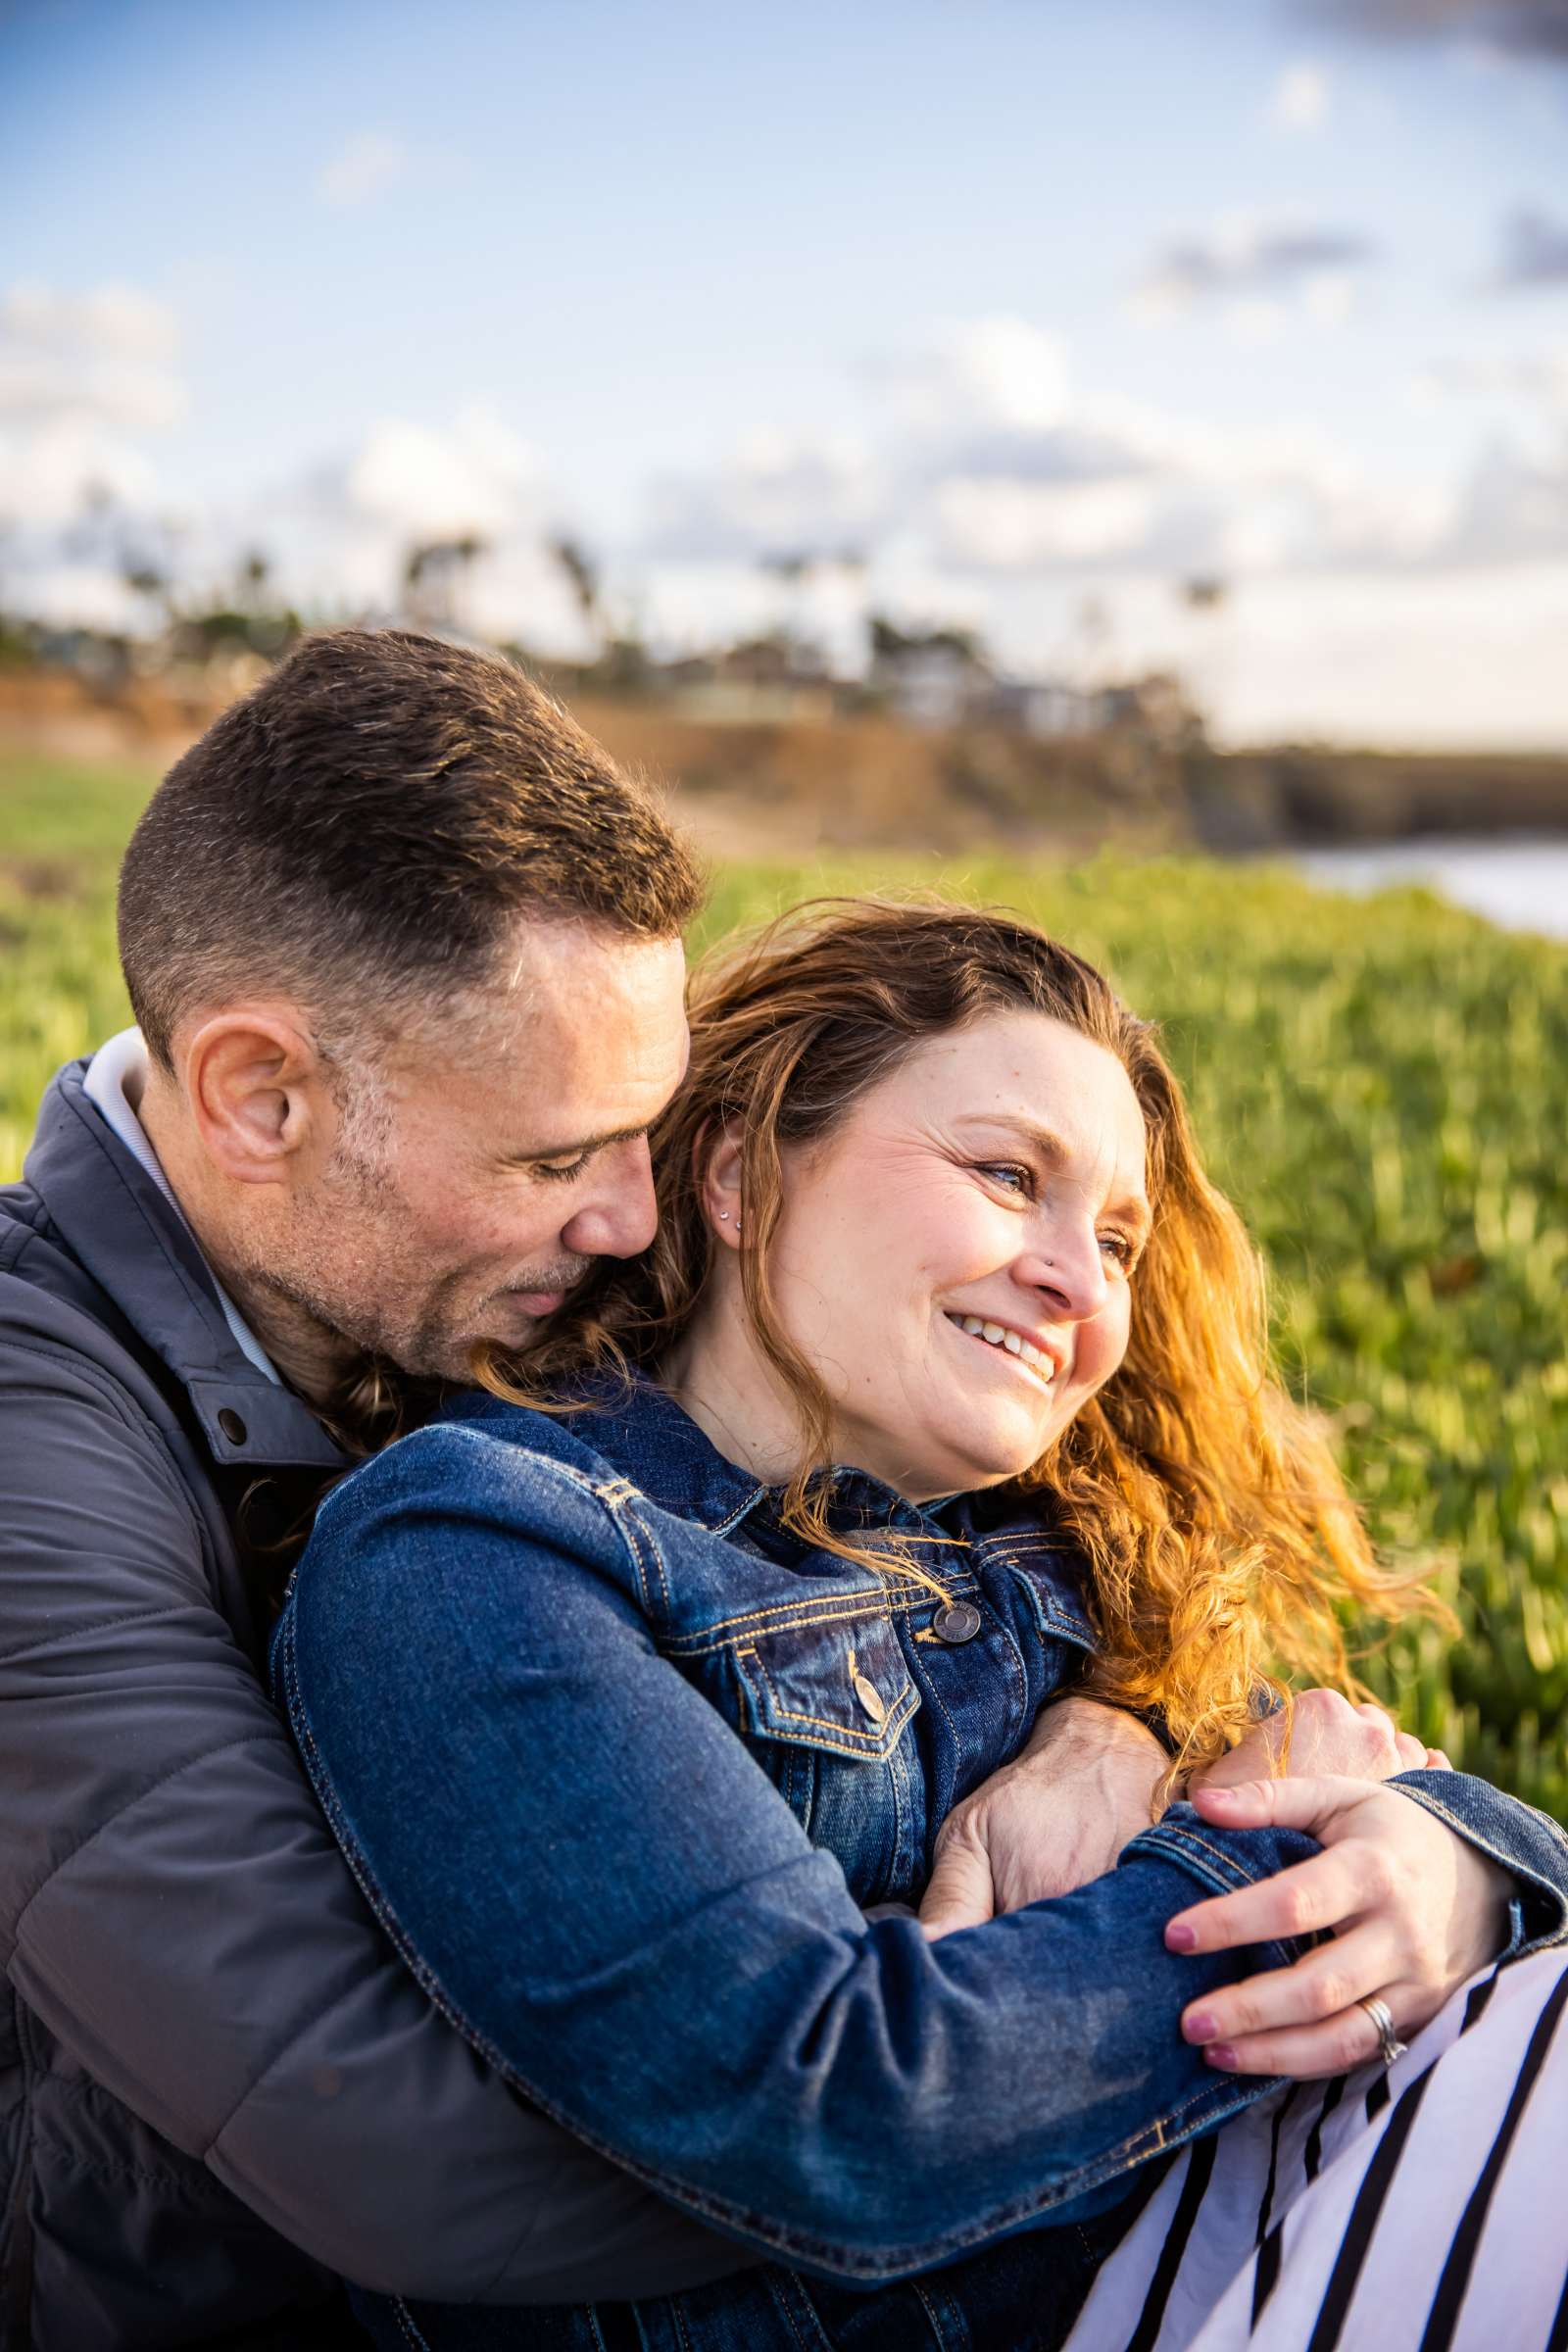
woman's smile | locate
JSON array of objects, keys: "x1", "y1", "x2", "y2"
[{"x1": 944, "y1": 1310, "x2": 1062, "y2": 1388}]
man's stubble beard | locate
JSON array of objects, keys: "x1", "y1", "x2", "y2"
[
  {"x1": 220, "y1": 1144, "x2": 450, "y2": 1379},
  {"x1": 249, "y1": 1152, "x2": 591, "y2": 1383}
]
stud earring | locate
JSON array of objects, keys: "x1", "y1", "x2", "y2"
[{"x1": 718, "y1": 1210, "x2": 731, "y2": 1221}]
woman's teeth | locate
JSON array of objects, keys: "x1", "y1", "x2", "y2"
[{"x1": 953, "y1": 1314, "x2": 1055, "y2": 1382}]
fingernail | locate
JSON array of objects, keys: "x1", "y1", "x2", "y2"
[
  {"x1": 1184, "y1": 2010, "x2": 1217, "y2": 2043},
  {"x1": 1165, "y1": 1922, "x2": 1198, "y2": 1951},
  {"x1": 1204, "y1": 2044, "x2": 1238, "y2": 2070}
]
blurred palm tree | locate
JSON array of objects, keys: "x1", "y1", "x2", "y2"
[
  {"x1": 549, "y1": 535, "x2": 603, "y2": 652},
  {"x1": 402, "y1": 534, "x2": 489, "y2": 629}
]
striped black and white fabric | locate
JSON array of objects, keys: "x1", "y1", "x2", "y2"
[{"x1": 1066, "y1": 1943, "x2": 1568, "y2": 2352}]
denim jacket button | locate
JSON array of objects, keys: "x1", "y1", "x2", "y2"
[
  {"x1": 853, "y1": 1673, "x2": 887, "y2": 1723},
  {"x1": 932, "y1": 1601, "x2": 982, "y2": 1645}
]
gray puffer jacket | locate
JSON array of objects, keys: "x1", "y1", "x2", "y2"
[{"x1": 0, "y1": 1062, "x2": 746, "y2": 2351}]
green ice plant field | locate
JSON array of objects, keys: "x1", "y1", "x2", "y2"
[{"x1": 4, "y1": 749, "x2": 1565, "y2": 1816}]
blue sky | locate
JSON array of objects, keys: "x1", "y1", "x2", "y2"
[{"x1": 5, "y1": 0, "x2": 1568, "y2": 743}]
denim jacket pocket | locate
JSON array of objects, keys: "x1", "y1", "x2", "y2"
[
  {"x1": 996, "y1": 1554, "x2": 1098, "y2": 1675},
  {"x1": 730, "y1": 1611, "x2": 924, "y2": 1903},
  {"x1": 734, "y1": 1610, "x2": 920, "y2": 1763}
]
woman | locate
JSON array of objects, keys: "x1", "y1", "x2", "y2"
[{"x1": 275, "y1": 902, "x2": 1568, "y2": 2350}]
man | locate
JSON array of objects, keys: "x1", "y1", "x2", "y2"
[
  {"x1": 1, "y1": 630, "x2": 738, "y2": 2349},
  {"x1": 0, "y1": 629, "x2": 1164, "y2": 2349}
]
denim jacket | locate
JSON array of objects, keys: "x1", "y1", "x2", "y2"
[{"x1": 275, "y1": 1377, "x2": 1568, "y2": 2352}]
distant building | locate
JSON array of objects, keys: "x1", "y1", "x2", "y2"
[
  {"x1": 1088, "y1": 671, "x2": 1201, "y2": 746},
  {"x1": 867, "y1": 618, "x2": 994, "y2": 728},
  {"x1": 662, "y1": 634, "x2": 839, "y2": 723},
  {"x1": 979, "y1": 678, "x2": 1101, "y2": 738}
]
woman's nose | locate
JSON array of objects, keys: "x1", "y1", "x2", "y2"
[{"x1": 1016, "y1": 1225, "x2": 1108, "y2": 1322}]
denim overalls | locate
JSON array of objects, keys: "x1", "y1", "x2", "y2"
[{"x1": 274, "y1": 1377, "x2": 1568, "y2": 2352}]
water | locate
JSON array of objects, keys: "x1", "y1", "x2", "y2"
[{"x1": 1296, "y1": 836, "x2": 1568, "y2": 942}]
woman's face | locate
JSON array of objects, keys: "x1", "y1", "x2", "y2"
[{"x1": 764, "y1": 1010, "x2": 1151, "y2": 1500}]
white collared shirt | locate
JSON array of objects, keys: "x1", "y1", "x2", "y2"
[{"x1": 83, "y1": 1028, "x2": 284, "y2": 1387}]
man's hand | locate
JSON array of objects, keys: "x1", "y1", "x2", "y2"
[
  {"x1": 918, "y1": 1696, "x2": 1169, "y2": 1939},
  {"x1": 1188, "y1": 1686, "x2": 1446, "y2": 1795}
]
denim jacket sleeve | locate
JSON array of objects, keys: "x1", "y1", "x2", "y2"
[
  {"x1": 1388, "y1": 1770, "x2": 1568, "y2": 1959},
  {"x1": 279, "y1": 1424, "x2": 1327, "y2": 2282}
]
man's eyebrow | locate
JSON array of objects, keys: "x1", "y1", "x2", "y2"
[
  {"x1": 511, "y1": 1120, "x2": 652, "y2": 1163},
  {"x1": 953, "y1": 1112, "x2": 1152, "y2": 1236}
]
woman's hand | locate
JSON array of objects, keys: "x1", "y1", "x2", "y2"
[
  {"x1": 1165, "y1": 1775, "x2": 1514, "y2": 2078},
  {"x1": 1188, "y1": 1687, "x2": 1447, "y2": 1795}
]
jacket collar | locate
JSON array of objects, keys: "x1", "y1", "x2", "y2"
[
  {"x1": 556, "y1": 1377, "x2": 1089, "y2": 1600},
  {"x1": 476, "y1": 1373, "x2": 772, "y2": 1535},
  {"x1": 24, "y1": 1061, "x2": 347, "y2": 1472},
  {"x1": 458, "y1": 1372, "x2": 1090, "y2": 1625},
  {"x1": 477, "y1": 1371, "x2": 965, "y2": 1544}
]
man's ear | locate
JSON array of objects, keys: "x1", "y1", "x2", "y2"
[
  {"x1": 180, "y1": 1008, "x2": 326, "y2": 1186},
  {"x1": 697, "y1": 1121, "x2": 745, "y2": 1249}
]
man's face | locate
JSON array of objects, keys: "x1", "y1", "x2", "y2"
[{"x1": 259, "y1": 921, "x2": 689, "y2": 1379}]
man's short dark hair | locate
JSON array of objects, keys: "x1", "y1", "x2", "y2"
[{"x1": 119, "y1": 629, "x2": 703, "y2": 1068}]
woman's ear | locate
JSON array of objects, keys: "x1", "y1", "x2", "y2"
[{"x1": 698, "y1": 1122, "x2": 745, "y2": 1249}]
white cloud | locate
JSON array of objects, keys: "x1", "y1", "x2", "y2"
[
  {"x1": 646, "y1": 429, "x2": 883, "y2": 562},
  {"x1": 1397, "y1": 343, "x2": 1568, "y2": 564},
  {"x1": 1270, "y1": 60, "x2": 1331, "y2": 129},
  {"x1": 1446, "y1": 430, "x2": 1568, "y2": 561},
  {"x1": 637, "y1": 317, "x2": 1471, "y2": 605},
  {"x1": 1408, "y1": 340, "x2": 1568, "y2": 461},
  {"x1": 0, "y1": 280, "x2": 183, "y2": 432},
  {"x1": 1303, "y1": 270, "x2": 1358, "y2": 326},
  {"x1": 0, "y1": 417, "x2": 161, "y2": 528},
  {"x1": 878, "y1": 323, "x2": 1140, "y2": 497},
  {"x1": 911, "y1": 350, "x2": 1556, "y2": 580},
  {"x1": 2, "y1": 281, "x2": 176, "y2": 362},
  {"x1": 344, "y1": 405, "x2": 538, "y2": 541},
  {"x1": 1420, "y1": 340, "x2": 1568, "y2": 414},
  {"x1": 891, "y1": 318, "x2": 1072, "y2": 436},
  {"x1": 230, "y1": 406, "x2": 597, "y2": 655},
  {"x1": 1226, "y1": 298, "x2": 1292, "y2": 345},
  {"x1": 0, "y1": 280, "x2": 185, "y2": 547},
  {"x1": 317, "y1": 133, "x2": 412, "y2": 210},
  {"x1": 1131, "y1": 217, "x2": 1375, "y2": 325},
  {"x1": 913, "y1": 347, "x2": 1446, "y2": 581},
  {"x1": 933, "y1": 476, "x2": 1159, "y2": 567}
]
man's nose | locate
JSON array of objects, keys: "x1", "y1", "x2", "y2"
[
  {"x1": 1015, "y1": 1221, "x2": 1109, "y2": 1322},
  {"x1": 561, "y1": 1135, "x2": 660, "y2": 1261}
]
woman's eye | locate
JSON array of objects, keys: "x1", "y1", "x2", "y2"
[
  {"x1": 1100, "y1": 1232, "x2": 1136, "y2": 1269},
  {"x1": 977, "y1": 1161, "x2": 1033, "y2": 1197}
]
